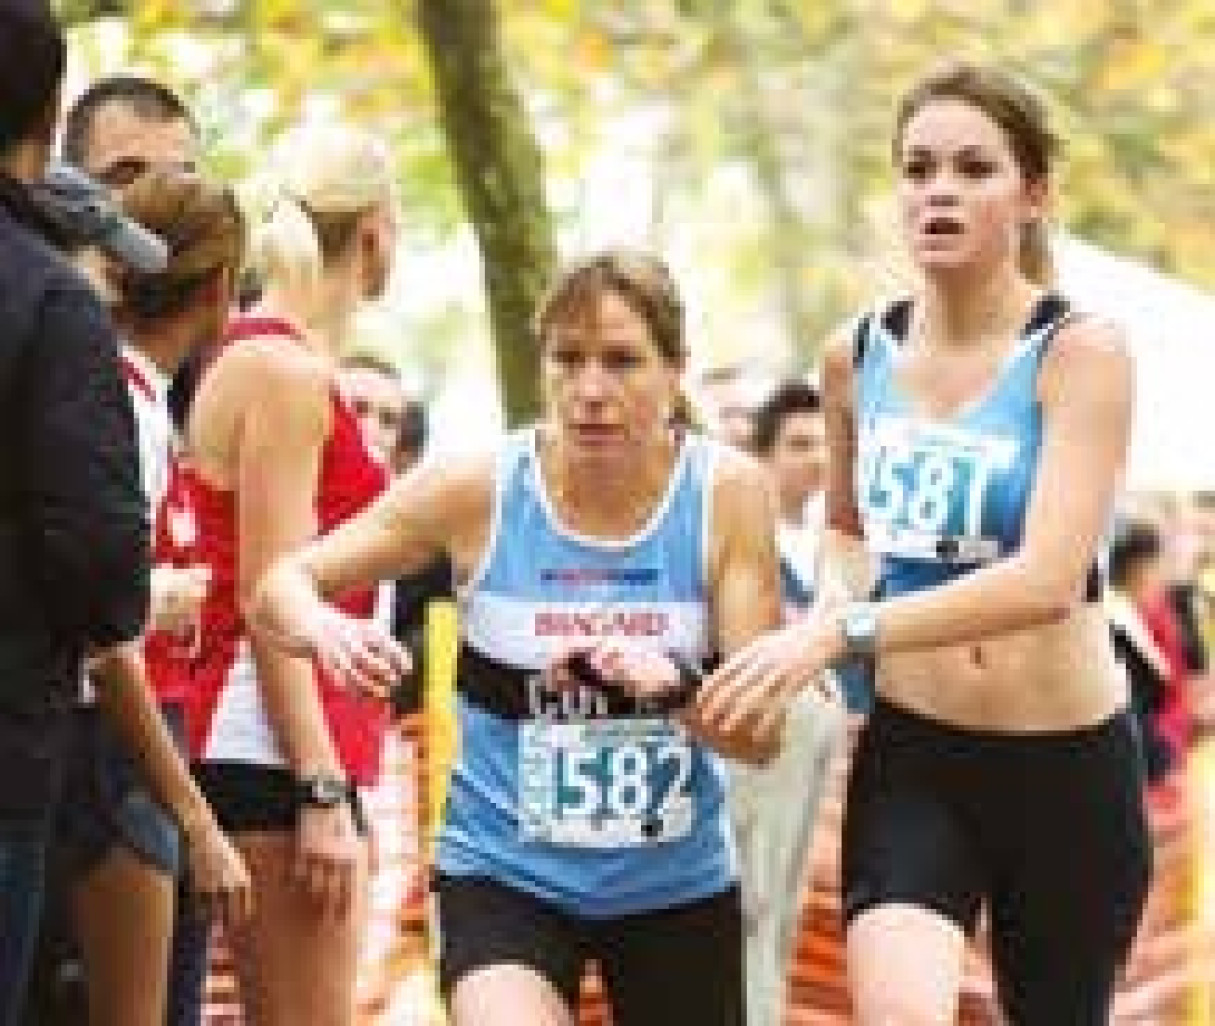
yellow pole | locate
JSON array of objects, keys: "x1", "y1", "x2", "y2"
[
  {"x1": 423, "y1": 598, "x2": 460, "y2": 855},
  {"x1": 418, "y1": 598, "x2": 459, "y2": 1024},
  {"x1": 1190, "y1": 742, "x2": 1214, "y2": 1025}
]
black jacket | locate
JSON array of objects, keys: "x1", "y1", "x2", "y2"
[{"x1": 0, "y1": 174, "x2": 149, "y2": 723}]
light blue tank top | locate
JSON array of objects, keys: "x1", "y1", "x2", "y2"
[
  {"x1": 854, "y1": 294, "x2": 1093, "y2": 599},
  {"x1": 437, "y1": 427, "x2": 736, "y2": 917}
]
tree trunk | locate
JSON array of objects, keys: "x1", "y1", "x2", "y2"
[{"x1": 416, "y1": 0, "x2": 556, "y2": 426}]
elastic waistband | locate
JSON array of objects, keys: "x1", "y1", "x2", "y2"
[{"x1": 869, "y1": 695, "x2": 1134, "y2": 753}]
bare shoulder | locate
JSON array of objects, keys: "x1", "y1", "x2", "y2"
[
  {"x1": 412, "y1": 451, "x2": 496, "y2": 513},
  {"x1": 708, "y1": 443, "x2": 777, "y2": 537},
  {"x1": 383, "y1": 449, "x2": 497, "y2": 534},
  {"x1": 820, "y1": 318, "x2": 867, "y2": 408},
  {"x1": 212, "y1": 334, "x2": 331, "y2": 413},
  {"x1": 1038, "y1": 315, "x2": 1132, "y2": 406}
]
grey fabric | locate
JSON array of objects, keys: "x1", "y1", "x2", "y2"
[{"x1": 728, "y1": 688, "x2": 844, "y2": 1025}]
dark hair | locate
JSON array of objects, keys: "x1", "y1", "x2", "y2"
[
  {"x1": 535, "y1": 249, "x2": 686, "y2": 364},
  {"x1": 62, "y1": 75, "x2": 195, "y2": 169},
  {"x1": 1108, "y1": 520, "x2": 1163, "y2": 589},
  {"x1": 895, "y1": 61, "x2": 1059, "y2": 284},
  {"x1": 395, "y1": 399, "x2": 427, "y2": 462},
  {"x1": 341, "y1": 351, "x2": 400, "y2": 383},
  {"x1": 752, "y1": 379, "x2": 822, "y2": 456},
  {"x1": 113, "y1": 169, "x2": 244, "y2": 323},
  {"x1": 0, "y1": 0, "x2": 65, "y2": 155}
]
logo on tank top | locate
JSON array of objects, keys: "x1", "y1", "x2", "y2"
[
  {"x1": 534, "y1": 608, "x2": 671, "y2": 638},
  {"x1": 540, "y1": 568, "x2": 661, "y2": 585}
]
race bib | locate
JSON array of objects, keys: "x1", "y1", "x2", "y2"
[
  {"x1": 859, "y1": 416, "x2": 1017, "y2": 563},
  {"x1": 517, "y1": 717, "x2": 694, "y2": 847}
]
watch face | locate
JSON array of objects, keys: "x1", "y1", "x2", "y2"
[
  {"x1": 302, "y1": 776, "x2": 348, "y2": 807},
  {"x1": 845, "y1": 607, "x2": 878, "y2": 652}
]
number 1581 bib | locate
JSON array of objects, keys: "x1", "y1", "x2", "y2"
[{"x1": 517, "y1": 718, "x2": 694, "y2": 847}]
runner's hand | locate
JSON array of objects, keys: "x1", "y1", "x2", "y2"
[
  {"x1": 299, "y1": 602, "x2": 410, "y2": 701},
  {"x1": 149, "y1": 564, "x2": 211, "y2": 635},
  {"x1": 696, "y1": 616, "x2": 843, "y2": 741},
  {"x1": 548, "y1": 644, "x2": 683, "y2": 702},
  {"x1": 295, "y1": 802, "x2": 362, "y2": 919},
  {"x1": 182, "y1": 812, "x2": 253, "y2": 928}
]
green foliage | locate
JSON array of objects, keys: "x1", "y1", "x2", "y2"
[{"x1": 64, "y1": 0, "x2": 1215, "y2": 381}]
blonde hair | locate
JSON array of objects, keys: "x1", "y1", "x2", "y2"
[{"x1": 249, "y1": 123, "x2": 394, "y2": 294}]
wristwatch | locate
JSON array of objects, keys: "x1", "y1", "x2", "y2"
[
  {"x1": 295, "y1": 773, "x2": 353, "y2": 810},
  {"x1": 840, "y1": 603, "x2": 880, "y2": 662}
]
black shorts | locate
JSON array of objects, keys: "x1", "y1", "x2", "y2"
[
  {"x1": 435, "y1": 873, "x2": 743, "y2": 1026},
  {"x1": 51, "y1": 702, "x2": 186, "y2": 880},
  {"x1": 843, "y1": 698, "x2": 1153, "y2": 1025},
  {"x1": 195, "y1": 762, "x2": 368, "y2": 836}
]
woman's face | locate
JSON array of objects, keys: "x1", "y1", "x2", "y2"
[
  {"x1": 542, "y1": 288, "x2": 681, "y2": 464},
  {"x1": 896, "y1": 98, "x2": 1045, "y2": 277}
]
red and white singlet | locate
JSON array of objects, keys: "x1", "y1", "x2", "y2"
[{"x1": 145, "y1": 316, "x2": 391, "y2": 785}]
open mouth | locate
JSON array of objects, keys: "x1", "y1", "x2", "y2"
[
  {"x1": 572, "y1": 424, "x2": 622, "y2": 442},
  {"x1": 921, "y1": 215, "x2": 965, "y2": 237}
]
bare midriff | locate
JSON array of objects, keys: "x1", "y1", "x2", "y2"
[{"x1": 876, "y1": 603, "x2": 1128, "y2": 732}]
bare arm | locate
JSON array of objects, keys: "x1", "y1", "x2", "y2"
[
  {"x1": 814, "y1": 327, "x2": 877, "y2": 609},
  {"x1": 91, "y1": 643, "x2": 215, "y2": 839},
  {"x1": 90, "y1": 643, "x2": 251, "y2": 923},
  {"x1": 234, "y1": 347, "x2": 342, "y2": 780},
  {"x1": 680, "y1": 450, "x2": 785, "y2": 764},
  {"x1": 250, "y1": 454, "x2": 492, "y2": 689},
  {"x1": 819, "y1": 318, "x2": 1133, "y2": 662},
  {"x1": 302, "y1": 455, "x2": 492, "y2": 599}
]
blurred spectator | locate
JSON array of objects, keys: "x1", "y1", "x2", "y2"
[
  {"x1": 1162, "y1": 498, "x2": 1210, "y2": 678},
  {"x1": 62, "y1": 74, "x2": 207, "y2": 431},
  {"x1": 62, "y1": 75, "x2": 197, "y2": 187},
  {"x1": 339, "y1": 352, "x2": 430, "y2": 476},
  {"x1": 752, "y1": 379, "x2": 827, "y2": 611},
  {"x1": 0, "y1": 3, "x2": 150, "y2": 1021},
  {"x1": 695, "y1": 363, "x2": 762, "y2": 451},
  {"x1": 26, "y1": 75, "x2": 216, "y2": 1026},
  {"x1": 731, "y1": 378, "x2": 844, "y2": 1023},
  {"x1": 340, "y1": 352, "x2": 410, "y2": 468},
  {"x1": 1108, "y1": 521, "x2": 1189, "y2": 793},
  {"x1": 393, "y1": 396, "x2": 429, "y2": 476}
]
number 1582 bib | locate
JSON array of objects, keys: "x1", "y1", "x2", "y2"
[{"x1": 517, "y1": 718, "x2": 694, "y2": 847}]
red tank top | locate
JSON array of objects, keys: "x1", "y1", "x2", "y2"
[{"x1": 145, "y1": 315, "x2": 391, "y2": 784}]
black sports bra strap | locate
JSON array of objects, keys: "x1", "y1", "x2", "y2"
[
  {"x1": 882, "y1": 298, "x2": 914, "y2": 342},
  {"x1": 852, "y1": 298, "x2": 916, "y2": 369},
  {"x1": 852, "y1": 312, "x2": 873, "y2": 369},
  {"x1": 1025, "y1": 291, "x2": 1070, "y2": 335}
]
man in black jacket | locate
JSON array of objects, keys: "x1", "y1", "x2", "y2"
[{"x1": 0, "y1": 2, "x2": 149, "y2": 1021}]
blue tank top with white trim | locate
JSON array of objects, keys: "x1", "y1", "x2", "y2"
[
  {"x1": 437, "y1": 427, "x2": 736, "y2": 917},
  {"x1": 854, "y1": 294, "x2": 1096, "y2": 600}
]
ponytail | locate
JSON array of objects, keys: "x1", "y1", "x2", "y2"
[
  {"x1": 1019, "y1": 219, "x2": 1054, "y2": 287},
  {"x1": 251, "y1": 195, "x2": 324, "y2": 296},
  {"x1": 247, "y1": 123, "x2": 394, "y2": 296}
]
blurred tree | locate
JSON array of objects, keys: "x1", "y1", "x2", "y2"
[
  {"x1": 57, "y1": 0, "x2": 1215, "y2": 385},
  {"x1": 417, "y1": 0, "x2": 554, "y2": 425}
]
